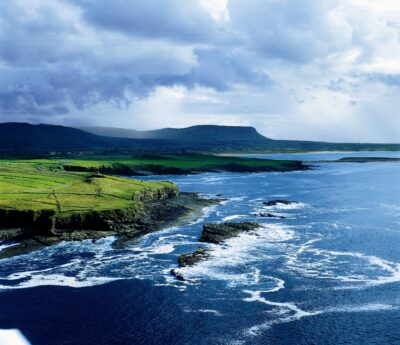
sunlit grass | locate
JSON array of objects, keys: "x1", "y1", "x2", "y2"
[{"x1": 0, "y1": 161, "x2": 176, "y2": 217}]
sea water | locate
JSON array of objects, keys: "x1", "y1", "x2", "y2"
[{"x1": 0, "y1": 152, "x2": 400, "y2": 345}]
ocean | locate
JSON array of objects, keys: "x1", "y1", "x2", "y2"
[{"x1": 1, "y1": 151, "x2": 400, "y2": 345}]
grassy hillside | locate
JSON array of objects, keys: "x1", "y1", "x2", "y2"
[
  {"x1": 0, "y1": 154, "x2": 306, "y2": 231},
  {"x1": 3, "y1": 154, "x2": 307, "y2": 175},
  {"x1": 0, "y1": 160, "x2": 178, "y2": 231}
]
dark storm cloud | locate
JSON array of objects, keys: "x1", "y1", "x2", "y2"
[
  {"x1": 72, "y1": 0, "x2": 219, "y2": 43},
  {"x1": 0, "y1": 0, "x2": 278, "y2": 115},
  {"x1": 0, "y1": 0, "x2": 272, "y2": 118},
  {"x1": 1, "y1": 0, "x2": 399, "y2": 144}
]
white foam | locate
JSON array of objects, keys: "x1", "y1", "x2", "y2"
[
  {"x1": 201, "y1": 176, "x2": 227, "y2": 184},
  {"x1": 262, "y1": 276, "x2": 285, "y2": 293},
  {"x1": 0, "y1": 330, "x2": 31, "y2": 345},
  {"x1": 174, "y1": 224, "x2": 294, "y2": 286},
  {"x1": 325, "y1": 303, "x2": 396, "y2": 313},
  {"x1": 0, "y1": 243, "x2": 18, "y2": 252},
  {"x1": 0, "y1": 272, "x2": 119, "y2": 290},
  {"x1": 243, "y1": 290, "x2": 396, "y2": 338},
  {"x1": 243, "y1": 290, "x2": 320, "y2": 336},
  {"x1": 262, "y1": 202, "x2": 307, "y2": 211},
  {"x1": 220, "y1": 196, "x2": 246, "y2": 205},
  {"x1": 149, "y1": 244, "x2": 176, "y2": 254},
  {"x1": 183, "y1": 308, "x2": 222, "y2": 316},
  {"x1": 222, "y1": 215, "x2": 246, "y2": 221},
  {"x1": 157, "y1": 234, "x2": 191, "y2": 241},
  {"x1": 285, "y1": 239, "x2": 400, "y2": 289}
]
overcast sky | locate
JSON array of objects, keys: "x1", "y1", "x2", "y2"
[{"x1": 1, "y1": 0, "x2": 400, "y2": 142}]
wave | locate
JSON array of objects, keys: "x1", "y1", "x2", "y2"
[
  {"x1": 243, "y1": 289, "x2": 319, "y2": 336},
  {"x1": 243, "y1": 293, "x2": 398, "y2": 338},
  {"x1": 0, "y1": 242, "x2": 18, "y2": 252},
  {"x1": 0, "y1": 232, "x2": 186, "y2": 290},
  {"x1": 285, "y1": 238, "x2": 400, "y2": 289},
  {"x1": 261, "y1": 202, "x2": 307, "y2": 211},
  {"x1": 183, "y1": 308, "x2": 222, "y2": 316},
  {"x1": 173, "y1": 224, "x2": 295, "y2": 287},
  {"x1": 0, "y1": 329, "x2": 31, "y2": 345},
  {"x1": 222, "y1": 214, "x2": 247, "y2": 221}
]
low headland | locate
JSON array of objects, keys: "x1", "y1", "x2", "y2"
[
  {"x1": 5, "y1": 153, "x2": 309, "y2": 175},
  {"x1": 334, "y1": 157, "x2": 400, "y2": 163}
]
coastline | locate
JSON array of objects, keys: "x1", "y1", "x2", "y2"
[
  {"x1": 0, "y1": 192, "x2": 220, "y2": 259},
  {"x1": 216, "y1": 149, "x2": 400, "y2": 157},
  {"x1": 0, "y1": 154, "x2": 308, "y2": 259}
]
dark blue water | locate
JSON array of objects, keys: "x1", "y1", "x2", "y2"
[{"x1": 1, "y1": 152, "x2": 400, "y2": 345}]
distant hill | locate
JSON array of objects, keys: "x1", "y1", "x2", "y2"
[
  {"x1": 0, "y1": 123, "x2": 106, "y2": 152},
  {"x1": 0, "y1": 122, "x2": 399, "y2": 155},
  {"x1": 0, "y1": 123, "x2": 179, "y2": 154},
  {"x1": 78, "y1": 125, "x2": 270, "y2": 142},
  {"x1": 79, "y1": 124, "x2": 400, "y2": 153}
]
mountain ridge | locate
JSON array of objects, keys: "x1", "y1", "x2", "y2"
[
  {"x1": 78, "y1": 125, "x2": 270, "y2": 142},
  {"x1": 1, "y1": 122, "x2": 399, "y2": 155}
]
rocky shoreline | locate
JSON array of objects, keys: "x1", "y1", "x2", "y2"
[{"x1": 0, "y1": 193, "x2": 220, "y2": 259}]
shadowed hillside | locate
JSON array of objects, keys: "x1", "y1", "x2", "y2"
[
  {"x1": 0, "y1": 123, "x2": 180, "y2": 154},
  {"x1": 79, "y1": 125, "x2": 270, "y2": 142},
  {"x1": 1, "y1": 122, "x2": 399, "y2": 155}
]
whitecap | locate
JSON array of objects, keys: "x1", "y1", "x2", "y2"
[
  {"x1": 222, "y1": 214, "x2": 247, "y2": 221},
  {"x1": 262, "y1": 202, "x2": 307, "y2": 211},
  {"x1": 0, "y1": 242, "x2": 18, "y2": 252},
  {"x1": 175, "y1": 224, "x2": 294, "y2": 286},
  {"x1": 285, "y1": 239, "x2": 400, "y2": 289},
  {"x1": 0, "y1": 329, "x2": 31, "y2": 345},
  {"x1": 243, "y1": 290, "x2": 319, "y2": 336},
  {"x1": 148, "y1": 244, "x2": 176, "y2": 254},
  {"x1": 183, "y1": 308, "x2": 222, "y2": 316}
]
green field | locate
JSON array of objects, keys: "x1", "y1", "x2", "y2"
[
  {"x1": 2, "y1": 153, "x2": 305, "y2": 175},
  {"x1": 0, "y1": 160, "x2": 178, "y2": 230},
  {"x1": 0, "y1": 154, "x2": 306, "y2": 232}
]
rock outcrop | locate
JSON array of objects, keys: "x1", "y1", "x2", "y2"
[
  {"x1": 263, "y1": 200, "x2": 294, "y2": 206},
  {"x1": 199, "y1": 222, "x2": 260, "y2": 244},
  {"x1": 171, "y1": 222, "x2": 261, "y2": 282},
  {"x1": 178, "y1": 248, "x2": 210, "y2": 267},
  {"x1": 258, "y1": 212, "x2": 286, "y2": 219}
]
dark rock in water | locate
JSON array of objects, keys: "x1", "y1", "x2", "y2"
[
  {"x1": 0, "y1": 228, "x2": 34, "y2": 241},
  {"x1": 216, "y1": 194, "x2": 223, "y2": 197},
  {"x1": 60, "y1": 230, "x2": 115, "y2": 242},
  {"x1": 263, "y1": 199, "x2": 294, "y2": 206},
  {"x1": 170, "y1": 269, "x2": 186, "y2": 282},
  {"x1": 199, "y1": 222, "x2": 260, "y2": 244},
  {"x1": 178, "y1": 248, "x2": 210, "y2": 267},
  {"x1": 258, "y1": 212, "x2": 286, "y2": 219},
  {"x1": 0, "y1": 236, "x2": 61, "y2": 259}
]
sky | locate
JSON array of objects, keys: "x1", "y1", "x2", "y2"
[{"x1": 1, "y1": 0, "x2": 400, "y2": 142}]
